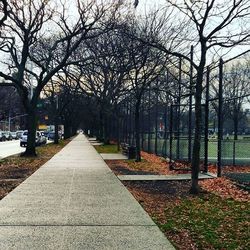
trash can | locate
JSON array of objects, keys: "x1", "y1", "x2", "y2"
[{"x1": 128, "y1": 146, "x2": 136, "y2": 159}]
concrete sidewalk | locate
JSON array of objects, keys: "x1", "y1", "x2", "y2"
[
  {"x1": 0, "y1": 135, "x2": 174, "y2": 250},
  {"x1": 118, "y1": 173, "x2": 216, "y2": 181}
]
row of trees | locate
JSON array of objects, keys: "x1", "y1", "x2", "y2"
[
  {"x1": 1, "y1": 0, "x2": 250, "y2": 194},
  {"x1": 0, "y1": 0, "x2": 122, "y2": 155}
]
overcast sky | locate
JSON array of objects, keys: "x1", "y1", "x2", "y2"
[
  {"x1": 136, "y1": 0, "x2": 250, "y2": 63},
  {"x1": 135, "y1": 0, "x2": 166, "y2": 12}
]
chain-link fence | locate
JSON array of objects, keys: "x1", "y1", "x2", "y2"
[{"x1": 116, "y1": 57, "x2": 250, "y2": 172}]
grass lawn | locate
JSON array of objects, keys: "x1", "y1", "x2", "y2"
[
  {"x1": 208, "y1": 140, "x2": 250, "y2": 158},
  {"x1": 159, "y1": 193, "x2": 249, "y2": 250},
  {"x1": 94, "y1": 144, "x2": 120, "y2": 153}
]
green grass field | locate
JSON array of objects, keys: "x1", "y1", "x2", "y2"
[
  {"x1": 140, "y1": 138, "x2": 250, "y2": 165},
  {"x1": 94, "y1": 144, "x2": 120, "y2": 153}
]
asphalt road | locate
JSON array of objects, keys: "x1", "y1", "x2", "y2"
[{"x1": 0, "y1": 140, "x2": 25, "y2": 159}]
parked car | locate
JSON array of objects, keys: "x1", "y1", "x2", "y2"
[
  {"x1": 0, "y1": 131, "x2": 6, "y2": 141},
  {"x1": 48, "y1": 131, "x2": 55, "y2": 141},
  {"x1": 48, "y1": 131, "x2": 63, "y2": 141},
  {"x1": 43, "y1": 131, "x2": 49, "y2": 138},
  {"x1": 20, "y1": 130, "x2": 43, "y2": 147},
  {"x1": 16, "y1": 130, "x2": 24, "y2": 139},
  {"x1": 11, "y1": 132, "x2": 18, "y2": 140},
  {"x1": 4, "y1": 131, "x2": 13, "y2": 141},
  {"x1": 40, "y1": 132, "x2": 47, "y2": 145}
]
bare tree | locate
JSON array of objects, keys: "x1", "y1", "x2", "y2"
[
  {"x1": 141, "y1": 0, "x2": 250, "y2": 193},
  {"x1": 121, "y1": 21, "x2": 168, "y2": 161},
  {"x1": 43, "y1": 68, "x2": 85, "y2": 140},
  {"x1": 0, "y1": 0, "x2": 8, "y2": 27},
  {"x1": 211, "y1": 60, "x2": 250, "y2": 139},
  {"x1": 42, "y1": 78, "x2": 61, "y2": 144},
  {"x1": 0, "y1": 0, "x2": 120, "y2": 156},
  {"x1": 71, "y1": 27, "x2": 132, "y2": 143},
  {"x1": 225, "y1": 62, "x2": 250, "y2": 139}
]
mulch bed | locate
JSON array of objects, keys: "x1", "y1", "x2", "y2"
[
  {"x1": 105, "y1": 151, "x2": 176, "y2": 175},
  {"x1": 106, "y1": 151, "x2": 250, "y2": 201},
  {"x1": 105, "y1": 161, "x2": 159, "y2": 175}
]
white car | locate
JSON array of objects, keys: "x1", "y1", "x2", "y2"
[
  {"x1": 40, "y1": 132, "x2": 47, "y2": 145},
  {"x1": 20, "y1": 130, "x2": 43, "y2": 147},
  {"x1": 0, "y1": 131, "x2": 6, "y2": 141},
  {"x1": 16, "y1": 130, "x2": 24, "y2": 139},
  {"x1": 11, "y1": 132, "x2": 18, "y2": 140}
]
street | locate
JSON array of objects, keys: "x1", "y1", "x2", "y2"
[{"x1": 0, "y1": 140, "x2": 25, "y2": 159}]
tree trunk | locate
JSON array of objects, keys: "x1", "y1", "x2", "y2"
[
  {"x1": 64, "y1": 123, "x2": 71, "y2": 139},
  {"x1": 117, "y1": 117, "x2": 120, "y2": 151},
  {"x1": 22, "y1": 109, "x2": 37, "y2": 157},
  {"x1": 99, "y1": 110, "x2": 105, "y2": 141},
  {"x1": 103, "y1": 115, "x2": 110, "y2": 144},
  {"x1": 190, "y1": 48, "x2": 206, "y2": 194},
  {"x1": 54, "y1": 114, "x2": 59, "y2": 144},
  {"x1": 135, "y1": 100, "x2": 141, "y2": 162}
]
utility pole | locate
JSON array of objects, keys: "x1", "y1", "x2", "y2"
[{"x1": 8, "y1": 114, "x2": 28, "y2": 132}]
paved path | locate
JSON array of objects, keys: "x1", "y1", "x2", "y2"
[
  {"x1": 100, "y1": 153, "x2": 128, "y2": 160},
  {"x1": 118, "y1": 173, "x2": 216, "y2": 181},
  {"x1": 0, "y1": 135, "x2": 174, "y2": 250}
]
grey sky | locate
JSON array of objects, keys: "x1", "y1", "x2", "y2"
[
  {"x1": 135, "y1": 0, "x2": 166, "y2": 12},
  {"x1": 135, "y1": 0, "x2": 250, "y2": 63}
]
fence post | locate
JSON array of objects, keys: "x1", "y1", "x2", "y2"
[
  {"x1": 117, "y1": 114, "x2": 120, "y2": 151},
  {"x1": 124, "y1": 100, "x2": 127, "y2": 143},
  {"x1": 233, "y1": 140, "x2": 236, "y2": 166},
  {"x1": 164, "y1": 102, "x2": 168, "y2": 157},
  {"x1": 164, "y1": 71, "x2": 169, "y2": 158},
  {"x1": 170, "y1": 104, "x2": 173, "y2": 170},
  {"x1": 148, "y1": 87, "x2": 151, "y2": 152},
  {"x1": 204, "y1": 66, "x2": 210, "y2": 173},
  {"x1": 155, "y1": 82, "x2": 159, "y2": 155},
  {"x1": 217, "y1": 58, "x2": 223, "y2": 177},
  {"x1": 131, "y1": 98, "x2": 135, "y2": 145},
  {"x1": 121, "y1": 104, "x2": 124, "y2": 143},
  {"x1": 141, "y1": 93, "x2": 144, "y2": 150},
  {"x1": 129, "y1": 98, "x2": 132, "y2": 145},
  {"x1": 188, "y1": 45, "x2": 193, "y2": 162},
  {"x1": 177, "y1": 58, "x2": 182, "y2": 159},
  {"x1": 125, "y1": 99, "x2": 128, "y2": 143}
]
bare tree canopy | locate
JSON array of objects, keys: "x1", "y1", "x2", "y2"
[
  {"x1": 0, "y1": 0, "x2": 122, "y2": 156},
  {"x1": 133, "y1": 0, "x2": 250, "y2": 193},
  {"x1": 134, "y1": 0, "x2": 139, "y2": 8},
  {"x1": 0, "y1": 0, "x2": 8, "y2": 27}
]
